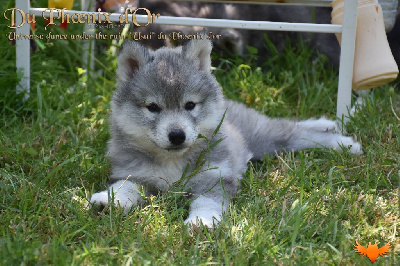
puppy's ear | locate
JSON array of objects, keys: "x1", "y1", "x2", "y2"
[
  {"x1": 182, "y1": 39, "x2": 212, "y2": 72},
  {"x1": 117, "y1": 41, "x2": 151, "y2": 83}
]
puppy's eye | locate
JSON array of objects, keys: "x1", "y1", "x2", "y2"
[
  {"x1": 185, "y1": 101, "x2": 196, "y2": 111},
  {"x1": 146, "y1": 103, "x2": 161, "y2": 113}
]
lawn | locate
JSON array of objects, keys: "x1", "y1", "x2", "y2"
[{"x1": 1, "y1": 1, "x2": 399, "y2": 264}]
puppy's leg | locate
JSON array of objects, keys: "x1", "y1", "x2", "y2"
[
  {"x1": 225, "y1": 100, "x2": 362, "y2": 158},
  {"x1": 90, "y1": 179, "x2": 143, "y2": 213},
  {"x1": 184, "y1": 194, "x2": 226, "y2": 229},
  {"x1": 290, "y1": 118, "x2": 363, "y2": 154},
  {"x1": 183, "y1": 167, "x2": 239, "y2": 230}
]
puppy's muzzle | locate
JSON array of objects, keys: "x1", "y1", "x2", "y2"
[{"x1": 168, "y1": 129, "x2": 186, "y2": 146}]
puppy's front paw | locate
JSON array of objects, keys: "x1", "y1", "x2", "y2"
[
  {"x1": 90, "y1": 190, "x2": 110, "y2": 211},
  {"x1": 184, "y1": 196, "x2": 223, "y2": 232},
  {"x1": 90, "y1": 180, "x2": 142, "y2": 213},
  {"x1": 90, "y1": 190, "x2": 135, "y2": 213},
  {"x1": 184, "y1": 215, "x2": 217, "y2": 232}
]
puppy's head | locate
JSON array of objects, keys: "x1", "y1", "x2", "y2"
[{"x1": 111, "y1": 39, "x2": 225, "y2": 156}]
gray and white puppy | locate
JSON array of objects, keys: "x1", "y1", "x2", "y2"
[{"x1": 90, "y1": 39, "x2": 362, "y2": 228}]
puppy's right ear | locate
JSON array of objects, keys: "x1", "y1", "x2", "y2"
[
  {"x1": 117, "y1": 41, "x2": 151, "y2": 83},
  {"x1": 182, "y1": 39, "x2": 212, "y2": 72}
]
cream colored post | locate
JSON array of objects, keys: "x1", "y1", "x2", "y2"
[
  {"x1": 16, "y1": 0, "x2": 31, "y2": 100},
  {"x1": 81, "y1": 0, "x2": 95, "y2": 74},
  {"x1": 336, "y1": 0, "x2": 358, "y2": 125}
]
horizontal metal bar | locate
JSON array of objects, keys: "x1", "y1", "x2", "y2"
[
  {"x1": 152, "y1": 16, "x2": 341, "y2": 33},
  {"x1": 30, "y1": 8, "x2": 342, "y2": 33},
  {"x1": 172, "y1": 0, "x2": 333, "y2": 7}
]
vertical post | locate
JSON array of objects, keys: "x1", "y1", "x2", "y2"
[
  {"x1": 336, "y1": 0, "x2": 358, "y2": 125},
  {"x1": 15, "y1": 0, "x2": 31, "y2": 101},
  {"x1": 81, "y1": 0, "x2": 95, "y2": 75}
]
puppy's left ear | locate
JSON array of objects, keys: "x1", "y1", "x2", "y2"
[
  {"x1": 182, "y1": 39, "x2": 212, "y2": 72},
  {"x1": 117, "y1": 41, "x2": 151, "y2": 83}
]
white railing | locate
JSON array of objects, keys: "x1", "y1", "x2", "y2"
[
  {"x1": 173, "y1": 0, "x2": 334, "y2": 7},
  {"x1": 15, "y1": 0, "x2": 358, "y2": 123}
]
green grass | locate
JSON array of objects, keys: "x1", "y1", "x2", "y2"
[{"x1": 1, "y1": 1, "x2": 400, "y2": 264}]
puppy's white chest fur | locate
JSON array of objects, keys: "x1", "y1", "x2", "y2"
[{"x1": 150, "y1": 159, "x2": 187, "y2": 189}]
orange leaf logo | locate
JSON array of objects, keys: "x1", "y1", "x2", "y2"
[{"x1": 354, "y1": 241, "x2": 391, "y2": 263}]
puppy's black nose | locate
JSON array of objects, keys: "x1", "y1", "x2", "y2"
[{"x1": 168, "y1": 129, "x2": 186, "y2": 146}]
